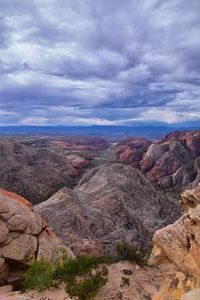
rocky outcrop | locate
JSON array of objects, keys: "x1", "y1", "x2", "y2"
[
  {"x1": 116, "y1": 137, "x2": 152, "y2": 169},
  {"x1": 116, "y1": 129, "x2": 200, "y2": 189},
  {"x1": 36, "y1": 163, "x2": 181, "y2": 255},
  {"x1": 0, "y1": 189, "x2": 73, "y2": 281},
  {"x1": 0, "y1": 139, "x2": 75, "y2": 204},
  {"x1": 66, "y1": 154, "x2": 91, "y2": 174},
  {"x1": 149, "y1": 183, "x2": 200, "y2": 299},
  {"x1": 151, "y1": 183, "x2": 200, "y2": 277}
]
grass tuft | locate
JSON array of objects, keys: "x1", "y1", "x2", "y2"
[{"x1": 120, "y1": 276, "x2": 130, "y2": 287}]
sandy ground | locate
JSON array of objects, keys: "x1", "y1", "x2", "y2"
[{"x1": 0, "y1": 261, "x2": 174, "y2": 300}]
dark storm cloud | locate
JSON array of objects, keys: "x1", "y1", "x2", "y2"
[{"x1": 0, "y1": 0, "x2": 200, "y2": 125}]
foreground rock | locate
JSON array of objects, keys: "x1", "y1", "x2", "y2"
[
  {"x1": 149, "y1": 182, "x2": 200, "y2": 299},
  {"x1": 0, "y1": 261, "x2": 173, "y2": 300},
  {"x1": 151, "y1": 183, "x2": 200, "y2": 277},
  {"x1": 0, "y1": 139, "x2": 75, "y2": 204},
  {"x1": 0, "y1": 188, "x2": 73, "y2": 281},
  {"x1": 36, "y1": 163, "x2": 181, "y2": 254},
  {"x1": 4, "y1": 183, "x2": 200, "y2": 299}
]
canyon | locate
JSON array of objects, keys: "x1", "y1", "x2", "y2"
[
  {"x1": 1, "y1": 129, "x2": 200, "y2": 299},
  {"x1": 1, "y1": 172, "x2": 200, "y2": 299}
]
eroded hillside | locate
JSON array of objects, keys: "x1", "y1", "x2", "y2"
[{"x1": 36, "y1": 163, "x2": 181, "y2": 255}]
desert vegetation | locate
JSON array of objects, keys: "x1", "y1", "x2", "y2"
[{"x1": 22, "y1": 244, "x2": 150, "y2": 299}]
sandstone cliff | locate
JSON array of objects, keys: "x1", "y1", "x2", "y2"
[
  {"x1": 0, "y1": 188, "x2": 73, "y2": 282},
  {"x1": 149, "y1": 183, "x2": 200, "y2": 299}
]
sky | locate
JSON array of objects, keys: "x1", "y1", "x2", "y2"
[{"x1": 0, "y1": 0, "x2": 200, "y2": 126}]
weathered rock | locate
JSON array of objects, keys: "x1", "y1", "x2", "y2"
[
  {"x1": 36, "y1": 163, "x2": 181, "y2": 254},
  {"x1": 181, "y1": 184, "x2": 200, "y2": 211},
  {"x1": 6, "y1": 212, "x2": 44, "y2": 235},
  {"x1": 141, "y1": 143, "x2": 166, "y2": 172},
  {"x1": 0, "y1": 257, "x2": 10, "y2": 281},
  {"x1": 68, "y1": 236, "x2": 104, "y2": 256},
  {"x1": 66, "y1": 154, "x2": 90, "y2": 170},
  {"x1": 0, "y1": 139, "x2": 75, "y2": 204},
  {"x1": 182, "y1": 288, "x2": 200, "y2": 300},
  {"x1": 0, "y1": 234, "x2": 37, "y2": 263},
  {"x1": 0, "y1": 285, "x2": 13, "y2": 294},
  {"x1": 116, "y1": 129, "x2": 200, "y2": 189},
  {"x1": 37, "y1": 228, "x2": 74, "y2": 262},
  {"x1": 116, "y1": 137, "x2": 152, "y2": 169},
  {"x1": 0, "y1": 188, "x2": 74, "y2": 280},
  {"x1": 0, "y1": 221, "x2": 9, "y2": 244},
  {"x1": 151, "y1": 183, "x2": 200, "y2": 278},
  {"x1": 147, "y1": 183, "x2": 200, "y2": 299}
]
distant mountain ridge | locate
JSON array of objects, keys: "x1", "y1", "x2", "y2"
[{"x1": 0, "y1": 125, "x2": 200, "y2": 140}]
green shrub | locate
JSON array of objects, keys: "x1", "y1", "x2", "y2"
[
  {"x1": 22, "y1": 244, "x2": 151, "y2": 299},
  {"x1": 22, "y1": 260, "x2": 57, "y2": 292},
  {"x1": 120, "y1": 276, "x2": 130, "y2": 287},
  {"x1": 115, "y1": 243, "x2": 151, "y2": 266},
  {"x1": 22, "y1": 256, "x2": 110, "y2": 299},
  {"x1": 54, "y1": 255, "x2": 113, "y2": 282},
  {"x1": 67, "y1": 267, "x2": 108, "y2": 300}
]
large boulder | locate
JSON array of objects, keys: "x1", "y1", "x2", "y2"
[
  {"x1": 0, "y1": 189, "x2": 73, "y2": 281},
  {"x1": 36, "y1": 163, "x2": 181, "y2": 254}
]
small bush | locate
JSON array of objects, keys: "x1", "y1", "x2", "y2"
[
  {"x1": 22, "y1": 260, "x2": 57, "y2": 292},
  {"x1": 22, "y1": 244, "x2": 151, "y2": 299},
  {"x1": 67, "y1": 267, "x2": 108, "y2": 300},
  {"x1": 120, "y1": 276, "x2": 130, "y2": 287},
  {"x1": 115, "y1": 243, "x2": 151, "y2": 266},
  {"x1": 22, "y1": 256, "x2": 110, "y2": 299},
  {"x1": 54, "y1": 255, "x2": 113, "y2": 282}
]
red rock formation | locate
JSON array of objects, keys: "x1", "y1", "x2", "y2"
[
  {"x1": 116, "y1": 130, "x2": 200, "y2": 189},
  {"x1": 66, "y1": 155, "x2": 91, "y2": 170},
  {"x1": 116, "y1": 137, "x2": 152, "y2": 169},
  {"x1": 51, "y1": 136, "x2": 109, "y2": 151}
]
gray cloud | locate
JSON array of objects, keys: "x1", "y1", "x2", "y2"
[{"x1": 0, "y1": 0, "x2": 199, "y2": 125}]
